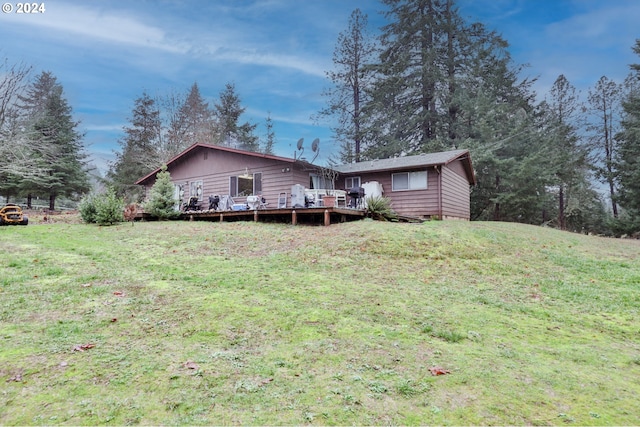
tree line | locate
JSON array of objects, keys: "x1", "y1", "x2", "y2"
[
  {"x1": 1, "y1": 0, "x2": 640, "y2": 235},
  {"x1": 319, "y1": 0, "x2": 640, "y2": 235},
  {"x1": 107, "y1": 82, "x2": 274, "y2": 201}
]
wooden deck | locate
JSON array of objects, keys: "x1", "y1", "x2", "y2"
[{"x1": 180, "y1": 207, "x2": 366, "y2": 226}]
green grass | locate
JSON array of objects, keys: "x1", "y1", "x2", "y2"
[{"x1": 1, "y1": 219, "x2": 639, "y2": 425}]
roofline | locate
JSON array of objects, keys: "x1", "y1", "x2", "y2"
[
  {"x1": 134, "y1": 143, "x2": 300, "y2": 185},
  {"x1": 334, "y1": 149, "x2": 476, "y2": 185}
]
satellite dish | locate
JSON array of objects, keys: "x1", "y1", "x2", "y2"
[
  {"x1": 296, "y1": 138, "x2": 304, "y2": 151},
  {"x1": 310, "y1": 138, "x2": 320, "y2": 163}
]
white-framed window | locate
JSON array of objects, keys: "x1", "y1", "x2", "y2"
[
  {"x1": 345, "y1": 176, "x2": 361, "y2": 189},
  {"x1": 392, "y1": 171, "x2": 427, "y2": 191},
  {"x1": 230, "y1": 172, "x2": 262, "y2": 197}
]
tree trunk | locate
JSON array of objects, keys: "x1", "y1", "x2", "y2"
[
  {"x1": 558, "y1": 185, "x2": 565, "y2": 230},
  {"x1": 27, "y1": 194, "x2": 32, "y2": 209},
  {"x1": 49, "y1": 194, "x2": 55, "y2": 211}
]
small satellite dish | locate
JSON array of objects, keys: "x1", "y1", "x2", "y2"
[{"x1": 296, "y1": 138, "x2": 304, "y2": 151}]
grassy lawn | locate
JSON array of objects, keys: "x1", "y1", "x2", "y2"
[{"x1": 1, "y1": 216, "x2": 639, "y2": 425}]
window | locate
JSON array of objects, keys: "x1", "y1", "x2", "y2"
[
  {"x1": 309, "y1": 173, "x2": 334, "y2": 190},
  {"x1": 230, "y1": 173, "x2": 262, "y2": 197},
  {"x1": 190, "y1": 180, "x2": 203, "y2": 199},
  {"x1": 345, "y1": 176, "x2": 361, "y2": 189},
  {"x1": 392, "y1": 171, "x2": 427, "y2": 191}
]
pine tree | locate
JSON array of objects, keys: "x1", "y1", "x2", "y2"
[
  {"x1": 164, "y1": 82, "x2": 215, "y2": 158},
  {"x1": 263, "y1": 112, "x2": 276, "y2": 155},
  {"x1": 545, "y1": 74, "x2": 589, "y2": 230},
  {"x1": 588, "y1": 76, "x2": 621, "y2": 218},
  {"x1": 145, "y1": 165, "x2": 180, "y2": 219},
  {"x1": 615, "y1": 40, "x2": 640, "y2": 231},
  {"x1": 16, "y1": 71, "x2": 89, "y2": 209},
  {"x1": 213, "y1": 82, "x2": 258, "y2": 151},
  {"x1": 319, "y1": 8, "x2": 376, "y2": 163},
  {"x1": 108, "y1": 92, "x2": 162, "y2": 200},
  {"x1": 364, "y1": 0, "x2": 530, "y2": 158}
]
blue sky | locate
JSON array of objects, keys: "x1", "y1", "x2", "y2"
[{"x1": 1, "y1": 0, "x2": 638, "y2": 173}]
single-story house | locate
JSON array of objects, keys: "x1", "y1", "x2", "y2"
[{"x1": 135, "y1": 143, "x2": 475, "y2": 220}]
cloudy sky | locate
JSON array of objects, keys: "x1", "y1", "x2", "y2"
[{"x1": 1, "y1": 0, "x2": 638, "y2": 173}]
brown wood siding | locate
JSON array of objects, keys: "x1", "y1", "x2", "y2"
[
  {"x1": 143, "y1": 146, "x2": 300, "y2": 208},
  {"x1": 339, "y1": 167, "x2": 441, "y2": 218},
  {"x1": 441, "y1": 163, "x2": 471, "y2": 219}
]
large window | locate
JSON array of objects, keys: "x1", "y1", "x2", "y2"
[
  {"x1": 230, "y1": 172, "x2": 262, "y2": 197},
  {"x1": 309, "y1": 173, "x2": 334, "y2": 190},
  {"x1": 392, "y1": 171, "x2": 427, "y2": 191},
  {"x1": 345, "y1": 176, "x2": 361, "y2": 189}
]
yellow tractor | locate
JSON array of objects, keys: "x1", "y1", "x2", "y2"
[{"x1": 0, "y1": 204, "x2": 29, "y2": 226}]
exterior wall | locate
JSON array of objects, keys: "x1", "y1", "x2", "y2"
[
  {"x1": 338, "y1": 167, "x2": 442, "y2": 218},
  {"x1": 441, "y1": 163, "x2": 471, "y2": 220},
  {"x1": 143, "y1": 146, "x2": 299, "y2": 208},
  {"x1": 141, "y1": 146, "x2": 327, "y2": 209},
  {"x1": 337, "y1": 158, "x2": 472, "y2": 219}
]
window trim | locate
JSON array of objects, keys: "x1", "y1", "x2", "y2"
[
  {"x1": 229, "y1": 172, "x2": 262, "y2": 197},
  {"x1": 391, "y1": 170, "x2": 428, "y2": 192},
  {"x1": 345, "y1": 176, "x2": 361, "y2": 190}
]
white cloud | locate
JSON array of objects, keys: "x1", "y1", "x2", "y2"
[{"x1": 0, "y1": 2, "x2": 189, "y2": 53}]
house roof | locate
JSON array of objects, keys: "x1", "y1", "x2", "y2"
[
  {"x1": 134, "y1": 143, "x2": 302, "y2": 185},
  {"x1": 333, "y1": 149, "x2": 476, "y2": 185},
  {"x1": 135, "y1": 144, "x2": 476, "y2": 186}
]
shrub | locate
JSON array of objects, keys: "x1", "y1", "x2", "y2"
[
  {"x1": 365, "y1": 196, "x2": 398, "y2": 221},
  {"x1": 80, "y1": 188, "x2": 125, "y2": 225},
  {"x1": 145, "y1": 165, "x2": 180, "y2": 220},
  {"x1": 94, "y1": 188, "x2": 125, "y2": 225},
  {"x1": 78, "y1": 193, "x2": 98, "y2": 224}
]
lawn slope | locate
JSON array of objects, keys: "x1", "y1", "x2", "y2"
[{"x1": 1, "y1": 219, "x2": 639, "y2": 425}]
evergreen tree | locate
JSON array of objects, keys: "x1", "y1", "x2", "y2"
[
  {"x1": 588, "y1": 76, "x2": 621, "y2": 218},
  {"x1": 16, "y1": 71, "x2": 89, "y2": 209},
  {"x1": 363, "y1": 0, "x2": 533, "y2": 158},
  {"x1": 164, "y1": 82, "x2": 215, "y2": 158},
  {"x1": 145, "y1": 165, "x2": 180, "y2": 219},
  {"x1": 544, "y1": 74, "x2": 589, "y2": 230},
  {"x1": 108, "y1": 92, "x2": 162, "y2": 201},
  {"x1": 213, "y1": 82, "x2": 258, "y2": 151},
  {"x1": 615, "y1": 40, "x2": 640, "y2": 231},
  {"x1": 319, "y1": 8, "x2": 376, "y2": 163},
  {"x1": 263, "y1": 112, "x2": 276, "y2": 155}
]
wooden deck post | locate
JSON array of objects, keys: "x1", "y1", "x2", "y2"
[
  {"x1": 292, "y1": 210, "x2": 297, "y2": 226},
  {"x1": 324, "y1": 209, "x2": 330, "y2": 226},
  {"x1": 254, "y1": 210, "x2": 259, "y2": 222}
]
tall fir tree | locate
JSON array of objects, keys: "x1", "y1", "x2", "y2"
[
  {"x1": 544, "y1": 74, "x2": 589, "y2": 230},
  {"x1": 213, "y1": 82, "x2": 258, "y2": 151},
  {"x1": 108, "y1": 92, "x2": 162, "y2": 201},
  {"x1": 263, "y1": 112, "x2": 276, "y2": 155},
  {"x1": 319, "y1": 8, "x2": 376, "y2": 163},
  {"x1": 615, "y1": 40, "x2": 640, "y2": 231},
  {"x1": 588, "y1": 76, "x2": 621, "y2": 218},
  {"x1": 16, "y1": 71, "x2": 89, "y2": 209},
  {"x1": 165, "y1": 82, "x2": 215, "y2": 158}
]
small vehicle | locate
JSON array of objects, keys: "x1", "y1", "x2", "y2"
[{"x1": 0, "y1": 204, "x2": 29, "y2": 226}]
